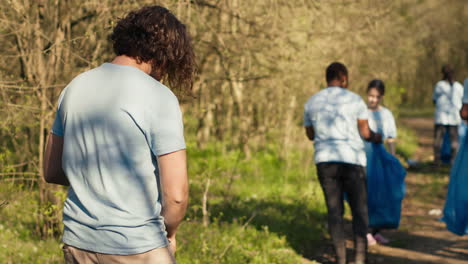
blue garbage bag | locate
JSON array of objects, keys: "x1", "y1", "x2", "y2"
[
  {"x1": 367, "y1": 144, "x2": 407, "y2": 229},
  {"x1": 441, "y1": 130, "x2": 452, "y2": 164},
  {"x1": 442, "y1": 132, "x2": 468, "y2": 236},
  {"x1": 459, "y1": 122, "x2": 468, "y2": 144}
]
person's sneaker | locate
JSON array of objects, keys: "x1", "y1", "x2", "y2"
[
  {"x1": 367, "y1": 233, "x2": 377, "y2": 246},
  {"x1": 373, "y1": 233, "x2": 390, "y2": 244}
]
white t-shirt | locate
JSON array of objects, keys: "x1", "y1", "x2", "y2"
[
  {"x1": 463, "y1": 78, "x2": 468, "y2": 104},
  {"x1": 433, "y1": 80, "x2": 464, "y2": 125},
  {"x1": 368, "y1": 106, "x2": 397, "y2": 140},
  {"x1": 304, "y1": 86, "x2": 368, "y2": 166}
]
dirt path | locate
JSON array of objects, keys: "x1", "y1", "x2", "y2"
[{"x1": 313, "y1": 117, "x2": 468, "y2": 264}]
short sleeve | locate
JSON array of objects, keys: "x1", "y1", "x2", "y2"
[
  {"x1": 463, "y1": 79, "x2": 468, "y2": 104},
  {"x1": 51, "y1": 88, "x2": 68, "y2": 137},
  {"x1": 145, "y1": 95, "x2": 186, "y2": 156},
  {"x1": 384, "y1": 110, "x2": 397, "y2": 139},
  {"x1": 304, "y1": 104, "x2": 313, "y2": 127},
  {"x1": 433, "y1": 83, "x2": 441, "y2": 101},
  {"x1": 356, "y1": 98, "x2": 369, "y2": 120}
]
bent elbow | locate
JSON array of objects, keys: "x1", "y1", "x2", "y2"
[
  {"x1": 360, "y1": 131, "x2": 372, "y2": 141},
  {"x1": 168, "y1": 191, "x2": 189, "y2": 206},
  {"x1": 461, "y1": 110, "x2": 468, "y2": 120},
  {"x1": 174, "y1": 197, "x2": 188, "y2": 206}
]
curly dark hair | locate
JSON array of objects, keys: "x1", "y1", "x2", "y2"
[
  {"x1": 111, "y1": 5, "x2": 196, "y2": 91},
  {"x1": 326, "y1": 62, "x2": 348, "y2": 83}
]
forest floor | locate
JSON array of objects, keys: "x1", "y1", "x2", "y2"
[{"x1": 311, "y1": 117, "x2": 468, "y2": 264}]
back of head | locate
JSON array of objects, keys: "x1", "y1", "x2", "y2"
[
  {"x1": 441, "y1": 64, "x2": 454, "y2": 86},
  {"x1": 326, "y1": 62, "x2": 348, "y2": 85},
  {"x1": 367, "y1": 79, "x2": 385, "y2": 96},
  {"x1": 111, "y1": 5, "x2": 196, "y2": 91}
]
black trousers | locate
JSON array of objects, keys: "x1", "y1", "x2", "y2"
[
  {"x1": 434, "y1": 124, "x2": 458, "y2": 163},
  {"x1": 317, "y1": 162, "x2": 368, "y2": 264}
]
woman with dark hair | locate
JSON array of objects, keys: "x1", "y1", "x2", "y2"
[
  {"x1": 44, "y1": 5, "x2": 195, "y2": 264},
  {"x1": 432, "y1": 65, "x2": 464, "y2": 165},
  {"x1": 364, "y1": 80, "x2": 399, "y2": 245},
  {"x1": 366, "y1": 80, "x2": 396, "y2": 154}
]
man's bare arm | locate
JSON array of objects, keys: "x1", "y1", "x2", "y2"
[
  {"x1": 159, "y1": 149, "x2": 188, "y2": 251},
  {"x1": 305, "y1": 126, "x2": 315, "y2": 141},
  {"x1": 43, "y1": 133, "x2": 69, "y2": 186},
  {"x1": 357, "y1": 119, "x2": 382, "y2": 143},
  {"x1": 461, "y1": 104, "x2": 468, "y2": 120}
]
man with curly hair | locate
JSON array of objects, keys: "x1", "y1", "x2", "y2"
[{"x1": 43, "y1": 5, "x2": 195, "y2": 264}]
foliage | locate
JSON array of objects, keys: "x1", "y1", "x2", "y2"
[
  {"x1": 0, "y1": 183, "x2": 63, "y2": 264},
  {"x1": 0, "y1": 0, "x2": 455, "y2": 261},
  {"x1": 177, "y1": 220, "x2": 317, "y2": 264},
  {"x1": 0, "y1": 138, "x2": 324, "y2": 263},
  {"x1": 396, "y1": 125, "x2": 418, "y2": 161}
]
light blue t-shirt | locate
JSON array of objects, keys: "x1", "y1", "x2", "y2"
[
  {"x1": 51, "y1": 63, "x2": 186, "y2": 255},
  {"x1": 304, "y1": 86, "x2": 369, "y2": 166},
  {"x1": 365, "y1": 106, "x2": 397, "y2": 157},
  {"x1": 367, "y1": 106, "x2": 397, "y2": 140},
  {"x1": 433, "y1": 80, "x2": 464, "y2": 125}
]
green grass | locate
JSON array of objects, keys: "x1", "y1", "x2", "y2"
[
  {"x1": 0, "y1": 137, "x2": 324, "y2": 263},
  {"x1": 0, "y1": 183, "x2": 63, "y2": 264},
  {"x1": 177, "y1": 220, "x2": 318, "y2": 264},
  {"x1": 182, "y1": 139, "x2": 327, "y2": 262},
  {"x1": 396, "y1": 125, "x2": 418, "y2": 161},
  {"x1": 0, "y1": 122, "x2": 418, "y2": 263}
]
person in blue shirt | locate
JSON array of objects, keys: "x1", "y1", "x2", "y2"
[
  {"x1": 304, "y1": 62, "x2": 382, "y2": 264},
  {"x1": 43, "y1": 5, "x2": 195, "y2": 264},
  {"x1": 432, "y1": 65, "x2": 464, "y2": 165},
  {"x1": 364, "y1": 80, "x2": 397, "y2": 245}
]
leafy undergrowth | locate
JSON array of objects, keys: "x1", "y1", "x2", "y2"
[
  {"x1": 0, "y1": 140, "x2": 325, "y2": 263},
  {"x1": 0, "y1": 122, "x2": 417, "y2": 263},
  {"x1": 396, "y1": 125, "x2": 418, "y2": 161},
  {"x1": 0, "y1": 183, "x2": 63, "y2": 264}
]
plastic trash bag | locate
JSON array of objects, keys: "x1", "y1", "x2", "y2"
[
  {"x1": 367, "y1": 144, "x2": 407, "y2": 229},
  {"x1": 459, "y1": 122, "x2": 468, "y2": 144},
  {"x1": 442, "y1": 132, "x2": 468, "y2": 236}
]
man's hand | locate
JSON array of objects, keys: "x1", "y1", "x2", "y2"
[
  {"x1": 357, "y1": 119, "x2": 382, "y2": 143},
  {"x1": 387, "y1": 139, "x2": 396, "y2": 156},
  {"x1": 461, "y1": 104, "x2": 468, "y2": 120},
  {"x1": 305, "y1": 126, "x2": 315, "y2": 141},
  {"x1": 167, "y1": 234, "x2": 177, "y2": 254}
]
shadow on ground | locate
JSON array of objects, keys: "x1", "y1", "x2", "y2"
[
  {"x1": 208, "y1": 153, "x2": 467, "y2": 264},
  {"x1": 210, "y1": 196, "x2": 328, "y2": 260},
  {"x1": 313, "y1": 227, "x2": 468, "y2": 264}
]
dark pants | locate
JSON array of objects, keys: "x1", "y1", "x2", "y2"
[
  {"x1": 317, "y1": 162, "x2": 368, "y2": 264},
  {"x1": 434, "y1": 124, "x2": 458, "y2": 163}
]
